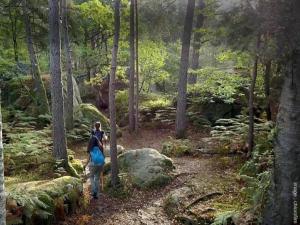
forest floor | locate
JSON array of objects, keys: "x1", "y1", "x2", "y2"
[{"x1": 62, "y1": 126, "x2": 247, "y2": 225}]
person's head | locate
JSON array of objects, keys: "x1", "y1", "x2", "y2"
[{"x1": 95, "y1": 121, "x2": 101, "y2": 130}]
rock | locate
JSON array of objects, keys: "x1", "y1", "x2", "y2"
[
  {"x1": 7, "y1": 176, "x2": 83, "y2": 225},
  {"x1": 163, "y1": 187, "x2": 193, "y2": 216},
  {"x1": 162, "y1": 139, "x2": 193, "y2": 157},
  {"x1": 75, "y1": 103, "x2": 110, "y2": 131},
  {"x1": 117, "y1": 148, "x2": 174, "y2": 188}
]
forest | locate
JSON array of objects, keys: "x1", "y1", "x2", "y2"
[{"x1": 0, "y1": 0, "x2": 299, "y2": 225}]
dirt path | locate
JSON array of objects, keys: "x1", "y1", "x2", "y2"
[{"x1": 63, "y1": 127, "x2": 244, "y2": 225}]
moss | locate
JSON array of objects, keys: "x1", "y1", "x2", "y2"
[
  {"x1": 77, "y1": 103, "x2": 110, "y2": 131},
  {"x1": 6, "y1": 176, "x2": 83, "y2": 225},
  {"x1": 70, "y1": 159, "x2": 84, "y2": 175},
  {"x1": 162, "y1": 138, "x2": 194, "y2": 157}
]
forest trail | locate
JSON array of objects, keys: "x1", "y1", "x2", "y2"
[{"x1": 63, "y1": 127, "x2": 243, "y2": 225}]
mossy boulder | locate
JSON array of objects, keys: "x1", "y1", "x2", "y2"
[
  {"x1": 162, "y1": 138, "x2": 194, "y2": 157},
  {"x1": 6, "y1": 176, "x2": 83, "y2": 225},
  {"x1": 75, "y1": 103, "x2": 110, "y2": 131},
  {"x1": 116, "y1": 148, "x2": 174, "y2": 188}
]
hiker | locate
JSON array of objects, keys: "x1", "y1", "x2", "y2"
[
  {"x1": 84, "y1": 134, "x2": 105, "y2": 199},
  {"x1": 93, "y1": 121, "x2": 108, "y2": 147}
]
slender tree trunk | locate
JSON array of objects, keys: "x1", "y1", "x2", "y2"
[
  {"x1": 188, "y1": 0, "x2": 205, "y2": 84},
  {"x1": 247, "y1": 35, "x2": 261, "y2": 155},
  {"x1": 84, "y1": 29, "x2": 91, "y2": 81},
  {"x1": 264, "y1": 61, "x2": 272, "y2": 121},
  {"x1": 49, "y1": 0, "x2": 68, "y2": 162},
  {"x1": 109, "y1": 0, "x2": 120, "y2": 187},
  {"x1": 0, "y1": 91, "x2": 6, "y2": 225},
  {"x1": 128, "y1": 0, "x2": 135, "y2": 132},
  {"x1": 62, "y1": 0, "x2": 74, "y2": 130},
  {"x1": 8, "y1": 5, "x2": 18, "y2": 63},
  {"x1": 175, "y1": 0, "x2": 195, "y2": 139},
  {"x1": 134, "y1": 0, "x2": 139, "y2": 132},
  {"x1": 22, "y1": 0, "x2": 50, "y2": 115}
]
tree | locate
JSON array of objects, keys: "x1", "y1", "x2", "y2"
[
  {"x1": 128, "y1": 0, "x2": 135, "y2": 132},
  {"x1": 0, "y1": 91, "x2": 6, "y2": 225},
  {"x1": 134, "y1": 0, "x2": 139, "y2": 132},
  {"x1": 263, "y1": 1, "x2": 300, "y2": 224},
  {"x1": 264, "y1": 60, "x2": 272, "y2": 121},
  {"x1": 62, "y1": 0, "x2": 74, "y2": 130},
  {"x1": 49, "y1": 0, "x2": 68, "y2": 162},
  {"x1": 188, "y1": 0, "x2": 205, "y2": 84},
  {"x1": 109, "y1": 0, "x2": 120, "y2": 187},
  {"x1": 247, "y1": 34, "x2": 261, "y2": 155},
  {"x1": 175, "y1": 0, "x2": 195, "y2": 138},
  {"x1": 22, "y1": 0, "x2": 50, "y2": 115}
]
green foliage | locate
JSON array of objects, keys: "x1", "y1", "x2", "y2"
[
  {"x1": 188, "y1": 67, "x2": 249, "y2": 104},
  {"x1": 140, "y1": 93, "x2": 172, "y2": 111},
  {"x1": 115, "y1": 90, "x2": 128, "y2": 124},
  {"x1": 139, "y1": 40, "x2": 169, "y2": 92}
]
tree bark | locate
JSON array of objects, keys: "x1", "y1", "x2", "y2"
[
  {"x1": 8, "y1": 4, "x2": 18, "y2": 63},
  {"x1": 49, "y1": 0, "x2": 68, "y2": 162},
  {"x1": 109, "y1": 0, "x2": 120, "y2": 187},
  {"x1": 128, "y1": 0, "x2": 135, "y2": 132},
  {"x1": 134, "y1": 0, "x2": 139, "y2": 132},
  {"x1": 0, "y1": 90, "x2": 6, "y2": 225},
  {"x1": 175, "y1": 0, "x2": 195, "y2": 139},
  {"x1": 188, "y1": 0, "x2": 205, "y2": 85},
  {"x1": 264, "y1": 61, "x2": 272, "y2": 121},
  {"x1": 22, "y1": 0, "x2": 50, "y2": 115},
  {"x1": 263, "y1": 51, "x2": 300, "y2": 225},
  {"x1": 62, "y1": 0, "x2": 74, "y2": 130},
  {"x1": 247, "y1": 35, "x2": 261, "y2": 155}
]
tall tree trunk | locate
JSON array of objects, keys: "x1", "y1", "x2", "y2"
[
  {"x1": 247, "y1": 35, "x2": 261, "y2": 155},
  {"x1": 84, "y1": 29, "x2": 91, "y2": 81},
  {"x1": 22, "y1": 0, "x2": 50, "y2": 115},
  {"x1": 128, "y1": 0, "x2": 135, "y2": 132},
  {"x1": 175, "y1": 0, "x2": 195, "y2": 139},
  {"x1": 0, "y1": 91, "x2": 6, "y2": 225},
  {"x1": 134, "y1": 0, "x2": 139, "y2": 132},
  {"x1": 109, "y1": 0, "x2": 120, "y2": 187},
  {"x1": 264, "y1": 61, "x2": 272, "y2": 121},
  {"x1": 188, "y1": 0, "x2": 205, "y2": 84},
  {"x1": 263, "y1": 52, "x2": 300, "y2": 225},
  {"x1": 62, "y1": 0, "x2": 74, "y2": 130},
  {"x1": 49, "y1": 0, "x2": 68, "y2": 162},
  {"x1": 8, "y1": 4, "x2": 18, "y2": 63}
]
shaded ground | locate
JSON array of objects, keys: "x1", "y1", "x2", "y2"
[{"x1": 62, "y1": 126, "x2": 246, "y2": 225}]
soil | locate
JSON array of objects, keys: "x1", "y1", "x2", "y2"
[{"x1": 62, "y1": 125, "x2": 245, "y2": 225}]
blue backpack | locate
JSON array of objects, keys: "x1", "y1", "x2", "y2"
[{"x1": 90, "y1": 146, "x2": 105, "y2": 166}]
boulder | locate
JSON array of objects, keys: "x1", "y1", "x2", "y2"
[
  {"x1": 75, "y1": 103, "x2": 110, "y2": 131},
  {"x1": 117, "y1": 148, "x2": 174, "y2": 188},
  {"x1": 6, "y1": 176, "x2": 83, "y2": 225}
]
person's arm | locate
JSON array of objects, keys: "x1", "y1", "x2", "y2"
[{"x1": 97, "y1": 140, "x2": 104, "y2": 154}]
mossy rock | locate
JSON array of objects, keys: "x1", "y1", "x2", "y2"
[
  {"x1": 75, "y1": 103, "x2": 109, "y2": 131},
  {"x1": 162, "y1": 138, "x2": 194, "y2": 157},
  {"x1": 70, "y1": 159, "x2": 84, "y2": 175},
  {"x1": 117, "y1": 148, "x2": 174, "y2": 188},
  {"x1": 6, "y1": 176, "x2": 83, "y2": 225}
]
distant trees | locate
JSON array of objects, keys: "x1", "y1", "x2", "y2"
[
  {"x1": 49, "y1": 0, "x2": 68, "y2": 162},
  {"x1": 22, "y1": 0, "x2": 50, "y2": 116},
  {"x1": 109, "y1": 0, "x2": 121, "y2": 186},
  {"x1": 175, "y1": 0, "x2": 195, "y2": 138},
  {"x1": 0, "y1": 91, "x2": 6, "y2": 225}
]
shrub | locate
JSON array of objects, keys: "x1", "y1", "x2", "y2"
[{"x1": 162, "y1": 137, "x2": 193, "y2": 157}]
